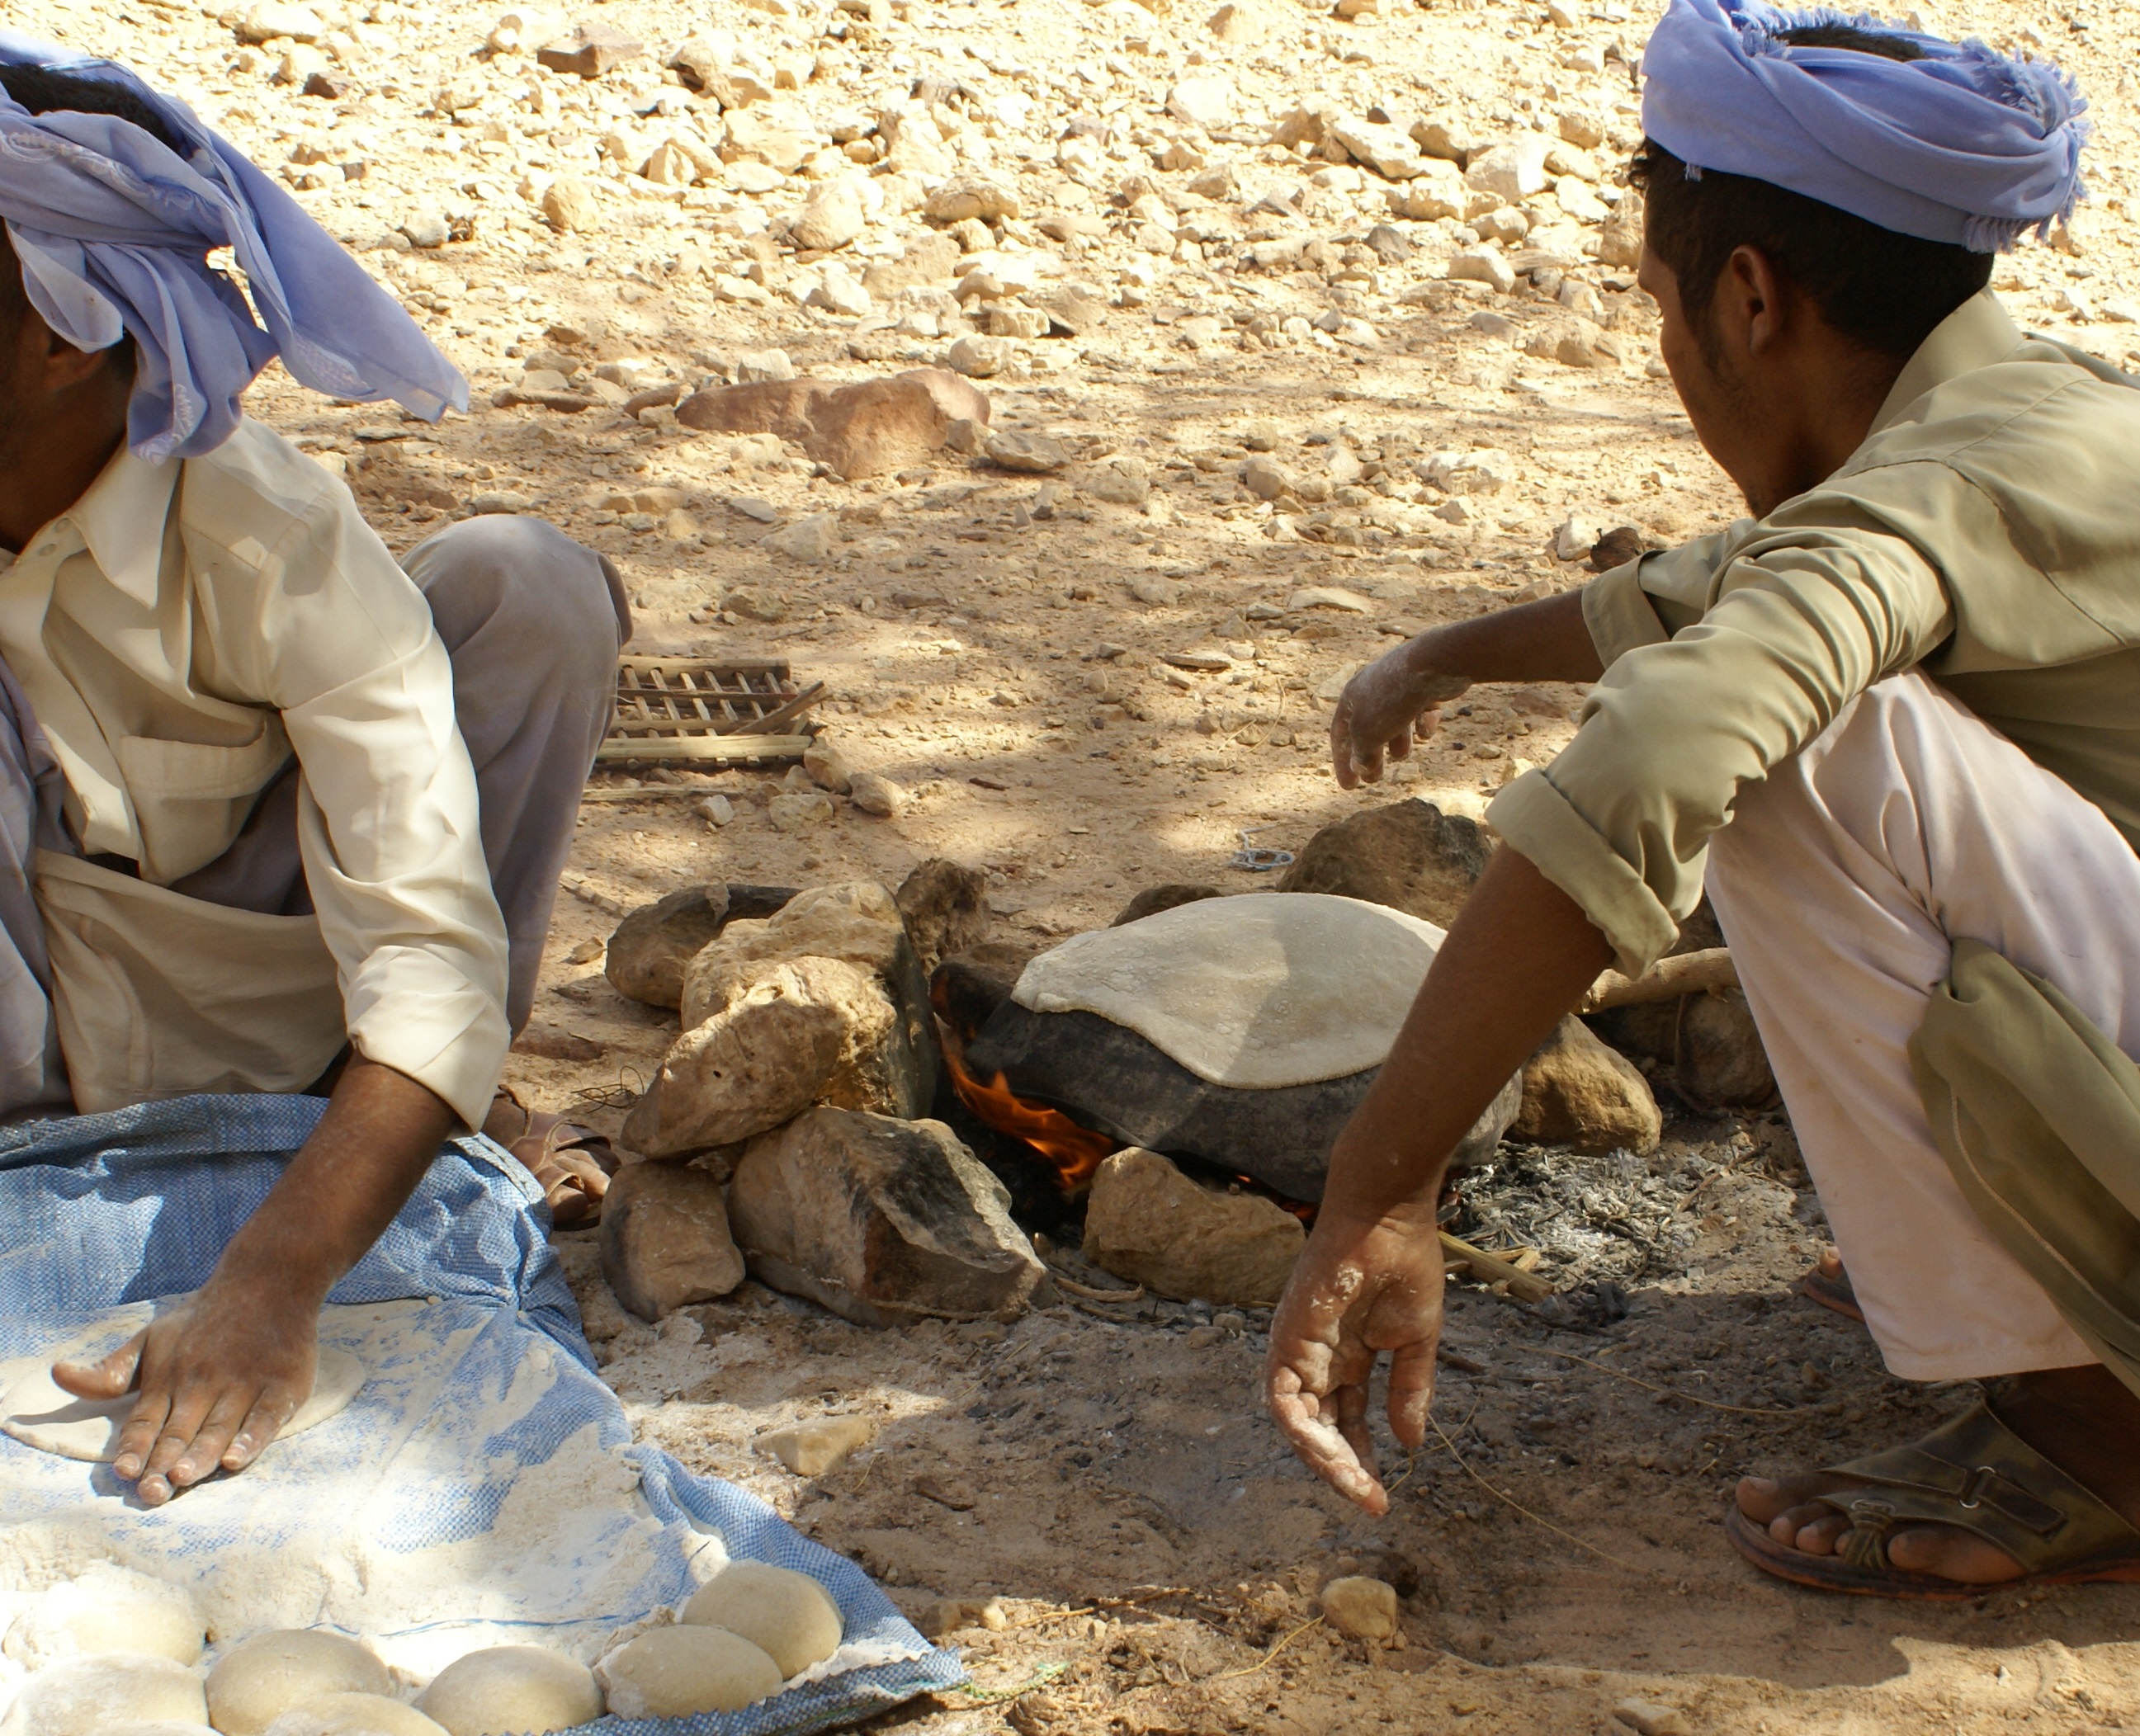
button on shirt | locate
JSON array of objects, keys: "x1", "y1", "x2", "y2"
[
  {"x1": 1490, "y1": 291, "x2": 2140, "y2": 975},
  {"x1": 0, "y1": 418, "x2": 508, "y2": 1127}
]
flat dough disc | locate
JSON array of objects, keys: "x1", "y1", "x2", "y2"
[
  {"x1": 2, "y1": 1344, "x2": 366, "y2": 1462},
  {"x1": 1011, "y1": 893, "x2": 1447, "y2": 1089}
]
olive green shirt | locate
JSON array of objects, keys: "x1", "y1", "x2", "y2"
[{"x1": 1490, "y1": 290, "x2": 2140, "y2": 974}]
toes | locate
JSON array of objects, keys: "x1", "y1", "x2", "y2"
[
  {"x1": 1736, "y1": 1474, "x2": 1839, "y2": 1525},
  {"x1": 1790, "y1": 1512, "x2": 1853, "y2": 1556}
]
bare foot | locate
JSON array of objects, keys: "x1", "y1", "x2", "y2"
[{"x1": 1735, "y1": 1366, "x2": 2140, "y2": 1583}]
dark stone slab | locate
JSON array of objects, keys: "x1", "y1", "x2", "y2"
[{"x1": 963, "y1": 1002, "x2": 1520, "y2": 1202}]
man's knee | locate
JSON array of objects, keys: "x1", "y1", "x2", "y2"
[{"x1": 401, "y1": 517, "x2": 631, "y2": 672}]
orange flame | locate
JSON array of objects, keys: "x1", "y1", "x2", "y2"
[{"x1": 942, "y1": 1042, "x2": 1117, "y2": 1190}]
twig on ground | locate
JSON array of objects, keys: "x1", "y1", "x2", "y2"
[
  {"x1": 1051, "y1": 1273, "x2": 1145, "y2": 1303},
  {"x1": 1427, "y1": 1415, "x2": 1663, "y2": 1578},
  {"x1": 1439, "y1": 1231, "x2": 1554, "y2": 1304},
  {"x1": 1004, "y1": 1586, "x2": 1195, "y2": 1631},
  {"x1": 1206, "y1": 1616, "x2": 1325, "y2": 1682},
  {"x1": 1538, "y1": 1346, "x2": 1805, "y2": 1416}
]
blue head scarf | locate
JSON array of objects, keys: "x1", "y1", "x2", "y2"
[
  {"x1": 0, "y1": 31, "x2": 466, "y2": 463},
  {"x1": 1642, "y1": 1, "x2": 2088, "y2": 252}
]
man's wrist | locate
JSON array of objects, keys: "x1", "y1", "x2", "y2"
[{"x1": 1396, "y1": 631, "x2": 1472, "y2": 703}]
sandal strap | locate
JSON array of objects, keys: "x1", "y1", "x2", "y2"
[{"x1": 1816, "y1": 1401, "x2": 2140, "y2": 1573}]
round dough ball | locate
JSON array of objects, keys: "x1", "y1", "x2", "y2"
[
  {"x1": 0, "y1": 1652, "x2": 207, "y2": 1735},
  {"x1": 205, "y1": 1633, "x2": 390, "y2": 1736},
  {"x1": 595, "y1": 1626, "x2": 781, "y2": 1719},
  {"x1": 4, "y1": 1564, "x2": 206, "y2": 1668},
  {"x1": 260, "y1": 1693, "x2": 446, "y2": 1736},
  {"x1": 680, "y1": 1563, "x2": 843, "y2": 1679},
  {"x1": 413, "y1": 1647, "x2": 602, "y2": 1736}
]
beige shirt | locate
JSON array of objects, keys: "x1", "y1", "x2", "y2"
[
  {"x1": 1490, "y1": 291, "x2": 2140, "y2": 975},
  {"x1": 0, "y1": 418, "x2": 508, "y2": 1127}
]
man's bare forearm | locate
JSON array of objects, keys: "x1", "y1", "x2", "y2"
[
  {"x1": 1320, "y1": 847, "x2": 1613, "y2": 1227},
  {"x1": 1403, "y1": 588, "x2": 1605, "y2": 689},
  {"x1": 208, "y1": 1058, "x2": 456, "y2": 1305}
]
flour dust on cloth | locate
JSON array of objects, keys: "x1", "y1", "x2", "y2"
[
  {"x1": 1012, "y1": 893, "x2": 1448, "y2": 1087},
  {"x1": 1, "y1": 1337, "x2": 363, "y2": 1462},
  {"x1": 0, "y1": 1096, "x2": 961, "y2": 1734}
]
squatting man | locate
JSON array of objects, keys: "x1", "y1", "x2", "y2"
[
  {"x1": 0, "y1": 40, "x2": 626, "y2": 1505},
  {"x1": 1266, "y1": 0, "x2": 2140, "y2": 1596}
]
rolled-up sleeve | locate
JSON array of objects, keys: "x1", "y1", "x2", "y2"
[
  {"x1": 1493, "y1": 501, "x2": 1957, "y2": 974},
  {"x1": 239, "y1": 493, "x2": 509, "y2": 1127}
]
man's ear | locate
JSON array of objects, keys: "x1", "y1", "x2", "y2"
[
  {"x1": 35, "y1": 322, "x2": 121, "y2": 394},
  {"x1": 1721, "y1": 244, "x2": 1794, "y2": 359}
]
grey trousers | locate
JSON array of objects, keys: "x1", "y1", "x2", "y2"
[{"x1": 0, "y1": 517, "x2": 626, "y2": 1118}]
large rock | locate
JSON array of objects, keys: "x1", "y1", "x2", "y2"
[
  {"x1": 604, "y1": 884, "x2": 796, "y2": 1010},
  {"x1": 726, "y1": 1108, "x2": 1051, "y2": 1326},
  {"x1": 681, "y1": 882, "x2": 926, "y2": 1031},
  {"x1": 599, "y1": 1162, "x2": 745, "y2": 1322},
  {"x1": 622, "y1": 959, "x2": 865, "y2": 1157},
  {"x1": 1512, "y1": 1017, "x2": 1661, "y2": 1154},
  {"x1": 536, "y1": 21, "x2": 645, "y2": 77},
  {"x1": 675, "y1": 369, "x2": 989, "y2": 479},
  {"x1": 788, "y1": 177, "x2": 869, "y2": 251},
  {"x1": 895, "y1": 858, "x2": 990, "y2": 974},
  {"x1": 623, "y1": 885, "x2": 940, "y2": 1158},
  {"x1": 1325, "y1": 116, "x2": 1424, "y2": 181},
  {"x1": 1082, "y1": 1148, "x2": 1303, "y2": 1305},
  {"x1": 1675, "y1": 989, "x2": 1776, "y2": 1108},
  {"x1": 1276, "y1": 799, "x2": 1490, "y2": 927},
  {"x1": 964, "y1": 1003, "x2": 1522, "y2": 1199},
  {"x1": 1110, "y1": 884, "x2": 1226, "y2": 927}
]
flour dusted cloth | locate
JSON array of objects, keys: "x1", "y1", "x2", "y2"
[
  {"x1": 0, "y1": 33, "x2": 465, "y2": 460},
  {"x1": 1012, "y1": 893, "x2": 1448, "y2": 1088},
  {"x1": 0, "y1": 1095, "x2": 963, "y2": 1734},
  {"x1": 1641, "y1": 0, "x2": 2088, "y2": 250}
]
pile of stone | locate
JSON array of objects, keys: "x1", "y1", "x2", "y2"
[
  {"x1": 597, "y1": 860, "x2": 1051, "y2": 1326},
  {"x1": 590, "y1": 797, "x2": 1771, "y2": 1329}
]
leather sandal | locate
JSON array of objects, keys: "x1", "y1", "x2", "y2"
[
  {"x1": 1725, "y1": 1401, "x2": 2140, "y2": 1599},
  {"x1": 481, "y1": 1087, "x2": 618, "y2": 1230},
  {"x1": 1798, "y1": 1249, "x2": 1865, "y2": 1325}
]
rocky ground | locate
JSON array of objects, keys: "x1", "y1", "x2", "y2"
[{"x1": 21, "y1": 0, "x2": 2140, "y2": 1725}]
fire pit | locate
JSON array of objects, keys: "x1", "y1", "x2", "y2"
[{"x1": 932, "y1": 893, "x2": 1524, "y2": 1223}]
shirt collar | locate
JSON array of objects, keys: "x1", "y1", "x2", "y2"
[
  {"x1": 1868, "y1": 289, "x2": 2028, "y2": 436},
  {"x1": 65, "y1": 444, "x2": 182, "y2": 608}
]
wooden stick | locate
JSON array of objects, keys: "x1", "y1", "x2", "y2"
[
  {"x1": 1578, "y1": 947, "x2": 1737, "y2": 1013},
  {"x1": 1438, "y1": 1230, "x2": 1554, "y2": 1304},
  {"x1": 593, "y1": 734, "x2": 813, "y2": 763}
]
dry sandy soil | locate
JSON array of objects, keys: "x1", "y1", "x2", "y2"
[{"x1": 17, "y1": 0, "x2": 2140, "y2": 1725}]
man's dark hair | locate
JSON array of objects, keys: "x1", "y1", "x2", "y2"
[
  {"x1": 1629, "y1": 23, "x2": 1994, "y2": 360},
  {"x1": 0, "y1": 64, "x2": 187, "y2": 154}
]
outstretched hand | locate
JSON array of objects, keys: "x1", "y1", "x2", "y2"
[
  {"x1": 1265, "y1": 1206, "x2": 1446, "y2": 1516},
  {"x1": 1328, "y1": 646, "x2": 1471, "y2": 790},
  {"x1": 52, "y1": 1282, "x2": 319, "y2": 1505}
]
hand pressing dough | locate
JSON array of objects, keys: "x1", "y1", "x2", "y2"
[
  {"x1": 205, "y1": 1632, "x2": 391, "y2": 1736},
  {"x1": 595, "y1": 1625, "x2": 782, "y2": 1719},
  {"x1": 1, "y1": 1347, "x2": 366, "y2": 1464},
  {"x1": 681, "y1": 1563, "x2": 843, "y2": 1678},
  {"x1": 0, "y1": 1652, "x2": 207, "y2": 1735},
  {"x1": 3, "y1": 1563, "x2": 206, "y2": 1667},
  {"x1": 413, "y1": 1647, "x2": 602, "y2": 1736},
  {"x1": 1012, "y1": 893, "x2": 1448, "y2": 1088},
  {"x1": 261, "y1": 1693, "x2": 446, "y2": 1736}
]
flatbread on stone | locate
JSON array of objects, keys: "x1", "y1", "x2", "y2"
[
  {"x1": 2, "y1": 1344, "x2": 366, "y2": 1463},
  {"x1": 1011, "y1": 893, "x2": 1447, "y2": 1089}
]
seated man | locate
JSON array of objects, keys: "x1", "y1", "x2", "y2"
[
  {"x1": 1266, "y1": 0, "x2": 2140, "y2": 1595},
  {"x1": 0, "y1": 44, "x2": 625, "y2": 1503}
]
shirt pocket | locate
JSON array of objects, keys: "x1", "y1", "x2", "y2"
[{"x1": 116, "y1": 713, "x2": 293, "y2": 886}]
